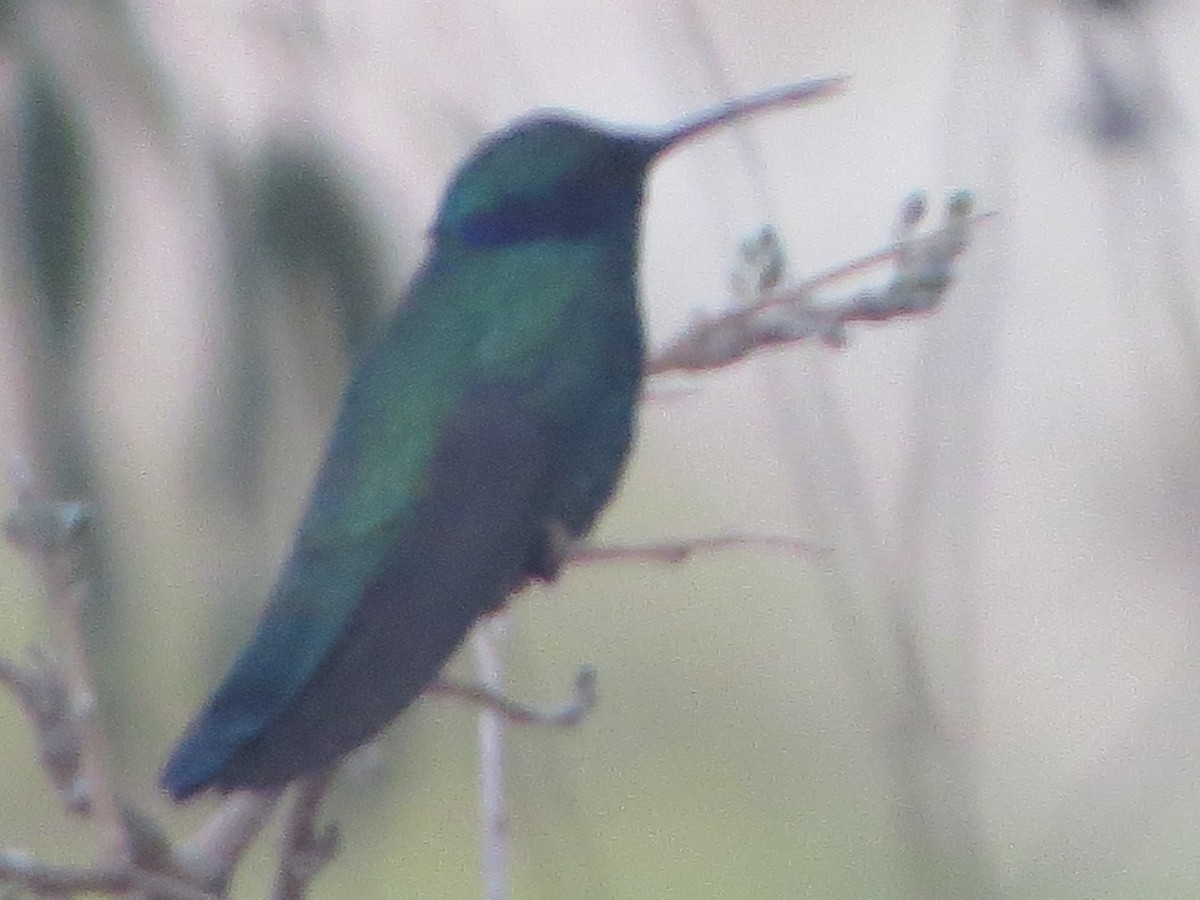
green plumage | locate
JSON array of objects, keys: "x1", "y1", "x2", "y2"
[{"x1": 161, "y1": 81, "x2": 838, "y2": 799}]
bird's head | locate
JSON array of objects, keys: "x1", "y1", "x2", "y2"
[
  {"x1": 431, "y1": 77, "x2": 848, "y2": 250},
  {"x1": 433, "y1": 116, "x2": 662, "y2": 249}
]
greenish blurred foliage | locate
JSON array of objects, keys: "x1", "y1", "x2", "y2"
[
  {"x1": 16, "y1": 63, "x2": 99, "y2": 524},
  {"x1": 14, "y1": 59, "x2": 135, "y2": 740},
  {"x1": 201, "y1": 146, "x2": 387, "y2": 511},
  {"x1": 0, "y1": 0, "x2": 15, "y2": 38},
  {"x1": 6, "y1": 0, "x2": 181, "y2": 759},
  {"x1": 255, "y1": 144, "x2": 384, "y2": 358},
  {"x1": 206, "y1": 153, "x2": 276, "y2": 513},
  {"x1": 4, "y1": 0, "x2": 391, "y2": 806},
  {"x1": 21, "y1": 66, "x2": 90, "y2": 348}
]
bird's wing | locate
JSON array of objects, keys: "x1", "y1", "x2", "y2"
[{"x1": 162, "y1": 350, "x2": 554, "y2": 795}]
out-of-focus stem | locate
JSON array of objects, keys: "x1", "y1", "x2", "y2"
[{"x1": 473, "y1": 614, "x2": 511, "y2": 900}]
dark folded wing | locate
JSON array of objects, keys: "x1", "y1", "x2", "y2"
[{"x1": 162, "y1": 381, "x2": 550, "y2": 797}]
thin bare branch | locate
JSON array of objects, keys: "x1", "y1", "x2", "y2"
[
  {"x1": 273, "y1": 775, "x2": 338, "y2": 900},
  {"x1": 174, "y1": 791, "x2": 281, "y2": 892},
  {"x1": 0, "y1": 848, "x2": 219, "y2": 900},
  {"x1": 472, "y1": 617, "x2": 510, "y2": 900},
  {"x1": 648, "y1": 194, "x2": 992, "y2": 375},
  {"x1": 572, "y1": 532, "x2": 824, "y2": 566},
  {"x1": 429, "y1": 663, "x2": 597, "y2": 729},
  {"x1": 0, "y1": 647, "x2": 84, "y2": 811},
  {"x1": 4, "y1": 460, "x2": 128, "y2": 863},
  {"x1": 1, "y1": 463, "x2": 278, "y2": 897}
]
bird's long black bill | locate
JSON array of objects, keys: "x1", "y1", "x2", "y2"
[{"x1": 654, "y1": 74, "x2": 849, "y2": 155}]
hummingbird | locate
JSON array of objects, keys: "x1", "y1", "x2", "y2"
[{"x1": 161, "y1": 78, "x2": 844, "y2": 800}]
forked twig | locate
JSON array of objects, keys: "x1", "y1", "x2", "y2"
[
  {"x1": 4, "y1": 461, "x2": 127, "y2": 863},
  {"x1": 273, "y1": 774, "x2": 338, "y2": 900},
  {"x1": 429, "y1": 665, "x2": 597, "y2": 729},
  {"x1": 649, "y1": 193, "x2": 989, "y2": 374}
]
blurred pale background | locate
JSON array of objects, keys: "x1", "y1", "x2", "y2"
[{"x1": 2, "y1": 1, "x2": 1199, "y2": 898}]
